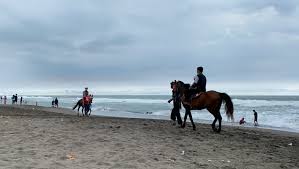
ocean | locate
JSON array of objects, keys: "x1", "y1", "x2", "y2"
[{"x1": 3, "y1": 95, "x2": 299, "y2": 133}]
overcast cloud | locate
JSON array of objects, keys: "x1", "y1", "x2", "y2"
[{"x1": 0, "y1": 0, "x2": 298, "y2": 94}]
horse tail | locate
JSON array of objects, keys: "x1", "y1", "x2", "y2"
[
  {"x1": 220, "y1": 93, "x2": 234, "y2": 121},
  {"x1": 73, "y1": 100, "x2": 80, "y2": 110}
]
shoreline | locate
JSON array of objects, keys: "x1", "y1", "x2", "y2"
[{"x1": 2, "y1": 104, "x2": 299, "y2": 135}]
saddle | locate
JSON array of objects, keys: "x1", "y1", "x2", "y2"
[{"x1": 191, "y1": 92, "x2": 204, "y2": 99}]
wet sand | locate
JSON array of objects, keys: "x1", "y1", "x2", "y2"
[{"x1": 0, "y1": 105, "x2": 298, "y2": 169}]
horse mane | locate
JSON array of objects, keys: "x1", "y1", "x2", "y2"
[
  {"x1": 176, "y1": 81, "x2": 190, "y2": 89},
  {"x1": 184, "y1": 83, "x2": 190, "y2": 89}
]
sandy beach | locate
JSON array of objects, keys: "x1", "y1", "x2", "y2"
[{"x1": 0, "y1": 105, "x2": 298, "y2": 169}]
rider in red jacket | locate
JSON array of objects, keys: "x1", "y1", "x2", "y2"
[{"x1": 83, "y1": 87, "x2": 89, "y2": 105}]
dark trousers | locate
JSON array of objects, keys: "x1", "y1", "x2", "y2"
[{"x1": 171, "y1": 106, "x2": 182, "y2": 125}]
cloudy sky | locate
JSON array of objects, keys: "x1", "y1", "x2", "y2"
[{"x1": 0, "y1": 0, "x2": 298, "y2": 94}]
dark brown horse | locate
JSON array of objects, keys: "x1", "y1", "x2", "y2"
[
  {"x1": 73, "y1": 98, "x2": 93, "y2": 117},
  {"x1": 171, "y1": 81, "x2": 234, "y2": 132}
]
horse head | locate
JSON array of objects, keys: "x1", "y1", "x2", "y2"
[{"x1": 170, "y1": 80, "x2": 191, "y2": 103}]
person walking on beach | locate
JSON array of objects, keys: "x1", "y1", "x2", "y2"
[
  {"x1": 168, "y1": 81, "x2": 182, "y2": 126},
  {"x1": 4, "y1": 96, "x2": 7, "y2": 104},
  {"x1": 20, "y1": 97, "x2": 23, "y2": 105},
  {"x1": 253, "y1": 110, "x2": 258, "y2": 126}
]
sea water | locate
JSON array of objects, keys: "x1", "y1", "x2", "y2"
[{"x1": 5, "y1": 95, "x2": 299, "y2": 133}]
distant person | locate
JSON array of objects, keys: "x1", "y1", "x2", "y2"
[
  {"x1": 253, "y1": 110, "x2": 258, "y2": 126},
  {"x1": 0, "y1": 96, "x2": 2, "y2": 104},
  {"x1": 52, "y1": 100, "x2": 55, "y2": 107},
  {"x1": 15, "y1": 94, "x2": 18, "y2": 104},
  {"x1": 20, "y1": 97, "x2": 23, "y2": 105},
  {"x1": 54, "y1": 98, "x2": 59, "y2": 108},
  {"x1": 4, "y1": 96, "x2": 7, "y2": 104},
  {"x1": 239, "y1": 117, "x2": 246, "y2": 125},
  {"x1": 168, "y1": 81, "x2": 182, "y2": 126},
  {"x1": 12, "y1": 95, "x2": 15, "y2": 104}
]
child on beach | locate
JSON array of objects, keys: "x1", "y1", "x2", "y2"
[{"x1": 239, "y1": 117, "x2": 246, "y2": 125}]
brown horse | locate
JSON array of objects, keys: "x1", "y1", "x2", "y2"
[
  {"x1": 172, "y1": 81, "x2": 234, "y2": 132},
  {"x1": 73, "y1": 97, "x2": 93, "y2": 117}
]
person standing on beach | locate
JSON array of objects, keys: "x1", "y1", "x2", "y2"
[
  {"x1": 20, "y1": 97, "x2": 23, "y2": 105},
  {"x1": 12, "y1": 95, "x2": 15, "y2": 104},
  {"x1": 253, "y1": 110, "x2": 258, "y2": 126},
  {"x1": 55, "y1": 98, "x2": 59, "y2": 108},
  {"x1": 168, "y1": 81, "x2": 182, "y2": 126},
  {"x1": 4, "y1": 96, "x2": 7, "y2": 104},
  {"x1": 15, "y1": 94, "x2": 18, "y2": 104}
]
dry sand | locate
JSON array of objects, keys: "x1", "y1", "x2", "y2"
[{"x1": 0, "y1": 105, "x2": 298, "y2": 169}]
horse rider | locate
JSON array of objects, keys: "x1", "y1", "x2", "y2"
[
  {"x1": 190, "y1": 66, "x2": 207, "y2": 96},
  {"x1": 83, "y1": 87, "x2": 89, "y2": 106}
]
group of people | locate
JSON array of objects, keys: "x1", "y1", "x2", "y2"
[
  {"x1": 0, "y1": 96, "x2": 7, "y2": 104},
  {"x1": 51, "y1": 98, "x2": 59, "y2": 108},
  {"x1": 0, "y1": 95, "x2": 23, "y2": 105},
  {"x1": 12, "y1": 94, "x2": 23, "y2": 104},
  {"x1": 168, "y1": 66, "x2": 259, "y2": 127}
]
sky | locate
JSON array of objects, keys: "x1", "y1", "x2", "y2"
[{"x1": 0, "y1": 0, "x2": 299, "y2": 95}]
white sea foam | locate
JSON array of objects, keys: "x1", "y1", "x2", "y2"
[
  {"x1": 7, "y1": 95, "x2": 298, "y2": 133},
  {"x1": 92, "y1": 98, "x2": 167, "y2": 104},
  {"x1": 233, "y1": 99, "x2": 299, "y2": 107}
]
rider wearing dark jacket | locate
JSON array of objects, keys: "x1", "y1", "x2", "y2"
[{"x1": 191, "y1": 66, "x2": 207, "y2": 93}]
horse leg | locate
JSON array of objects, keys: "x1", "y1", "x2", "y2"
[
  {"x1": 85, "y1": 105, "x2": 89, "y2": 116},
  {"x1": 182, "y1": 108, "x2": 196, "y2": 130},
  {"x1": 208, "y1": 108, "x2": 218, "y2": 132},
  {"x1": 182, "y1": 108, "x2": 188, "y2": 128},
  {"x1": 88, "y1": 108, "x2": 91, "y2": 116},
  {"x1": 188, "y1": 110, "x2": 196, "y2": 131},
  {"x1": 77, "y1": 105, "x2": 80, "y2": 116},
  {"x1": 174, "y1": 106, "x2": 182, "y2": 126},
  {"x1": 216, "y1": 112, "x2": 222, "y2": 133}
]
